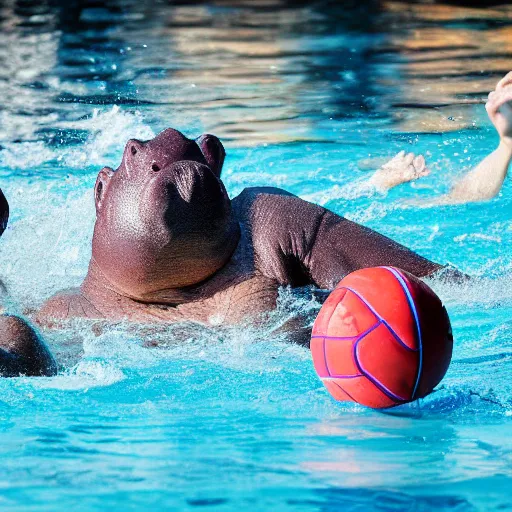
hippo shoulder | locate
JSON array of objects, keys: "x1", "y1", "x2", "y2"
[
  {"x1": 231, "y1": 187, "x2": 328, "y2": 286},
  {"x1": 231, "y1": 186, "x2": 295, "y2": 217},
  {"x1": 36, "y1": 288, "x2": 104, "y2": 327}
]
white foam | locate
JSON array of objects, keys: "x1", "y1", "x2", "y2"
[
  {"x1": 82, "y1": 330, "x2": 159, "y2": 368},
  {"x1": 0, "y1": 141, "x2": 57, "y2": 170},
  {"x1": 302, "y1": 180, "x2": 379, "y2": 206},
  {"x1": 426, "y1": 272, "x2": 512, "y2": 308},
  {"x1": 0, "y1": 106, "x2": 155, "y2": 171},
  {"x1": 30, "y1": 360, "x2": 126, "y2": 391},
  {"x1": 0, "y1": 184, "x2": 94, "y2": 308}
]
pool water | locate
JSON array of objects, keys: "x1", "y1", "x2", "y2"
[{"x1": 1, "y1": 1, "x2": 512, "y2": 510}]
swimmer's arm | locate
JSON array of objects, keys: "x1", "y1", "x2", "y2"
[
  {"x1": 425, "y1": 141, "x2": 512, "y2": 205},
  {"x1": 412, "y1": 73, "x2": 512, "y2": 205},
  {"x1": 322, "y1": 152, "x2": 429, "y2": 201}
]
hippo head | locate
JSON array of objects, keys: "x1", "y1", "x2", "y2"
[
  {"x1": 91, "y1": 128, "x2": 239, "y2": 302},
  {"x1": 0, "y1": 188, "x2": 8, "y2": 238}
]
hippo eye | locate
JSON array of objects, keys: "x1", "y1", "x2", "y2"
[
  {"x1": 131, "y1": 145, "x2": 137, "y2": 156},
  {"x1": 152, "y1": 163, "x2": 160, "y2": 172}
]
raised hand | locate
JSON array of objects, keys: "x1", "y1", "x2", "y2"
[
  {"x1": 486, "y1": 72, "x2": 512, "y2": 148},
  {"x1": 368, "y1": 150, "x2": 430, "y2": 192}
]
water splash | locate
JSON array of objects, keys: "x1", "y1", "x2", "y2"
[{"x1": 0, "y1": 106, "x2": 155, "y2": 172}]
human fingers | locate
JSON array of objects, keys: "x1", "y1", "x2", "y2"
[
  {"x1": 496, "y1": 88, "x2": 512, "y2": 113},
  {"x1": 380, "y1": 150, "x2": 406, "y2": 169},
  {"x1": 486, "y1": 89, "x2": 504, "y2": 117},
  {"x1": 485, "y1": 101, "x2": 508, "y2": 137},
  {"x1": 486, "y1": 87, "x2": 512, "y2": 116},
  {"x1": 496, "y1": 71, "x2": 512, "y2": 91},
  {"x1": 485, "y1": 99, "x2": 500, "y2": 119},
  {"x1": 413, "y1": 154, "x2": 426, "y2": 172},
  {"x1": 389, "y1": 150, "x2": 406, "y2": 164}
]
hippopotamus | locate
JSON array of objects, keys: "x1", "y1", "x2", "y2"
[
  {"x1": 36, "y1": 128, "x2": 442, "y2": 346},
  {"x1": 0, "y1": 188, "x2": 57, "y2": 377}
]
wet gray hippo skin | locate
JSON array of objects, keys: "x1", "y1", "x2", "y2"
[
  {"x1": 0, "y1": 188, "x2": 57, "y2": 376},
  {"x1": 36, "y1": 128, "x2": 442, "y2": 340}
]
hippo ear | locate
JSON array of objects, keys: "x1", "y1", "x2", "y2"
[
  {"x1": 0, "y1": 188, "x2": 9, "y2": 237},
  {"x1": 94, "y1": 167, "x2": 114, "y2": 213},
  {"x1": 196, "y1": 134, "x2": 225, "y2": 178}
]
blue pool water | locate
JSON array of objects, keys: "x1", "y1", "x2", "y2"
[{"x1": 1, "y1": 1, "x2": 512, "y2": 510}]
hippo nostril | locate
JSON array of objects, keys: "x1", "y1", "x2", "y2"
[
  {"x1": 131, "y1": 145, "x2": 137, "y2": 156},
  {"x1": 152, "y1": 163, "x2": 160, "y2": 172}
]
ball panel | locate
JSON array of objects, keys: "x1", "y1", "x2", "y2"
[
  {"x1": 341, "y1": 267, "x2": 418, "y2": 351},
  {"x1": 399, "y1": 270, "x2": 453, "y2": 399},
  {"x1": 312, "y1": 288, "x2": 348, "y2": 336},
  {"x1": 322, "y1": 379, "x2": 354, "y2": 402},
  {"x1": 310, "y1": 337, "x2": 330, "y2": 378},
  {"x1": 326, "y1": 375, "x2": 398, "y2": 409},
  {"x1": 356, "y1": 322, "x2": 419, "y2": 402},
  {"x1": 325, "y1": 289, "x2": 379, "y2": 338},
  {"x1": 324, "y1": 337, "x2": 359, "y2": 377}
]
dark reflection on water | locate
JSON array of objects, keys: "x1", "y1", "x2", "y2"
[
  {"x1": 0, "y1": 0, "x2": 511, "y2": 147},
  {"x1": 294, "y1": 487, "x2": 473, "y2": 512}
]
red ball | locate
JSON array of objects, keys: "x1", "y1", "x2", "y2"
[{"x1": 311, "y1": 266, "x2": 453, "y2": 409}]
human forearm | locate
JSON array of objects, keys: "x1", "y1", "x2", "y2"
[
  {"x1": 436, "y1": 76, "x2": 512, "y2": 205},
  {"x1": 438, "y1": 140, "x2": 512, "y2": 205}
]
